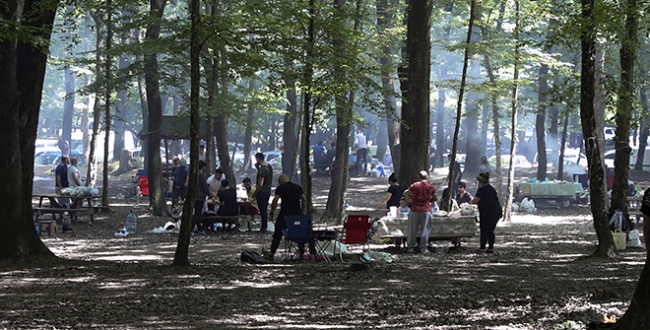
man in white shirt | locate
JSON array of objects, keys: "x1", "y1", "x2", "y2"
[
  {"x1": 207, "y1": 168, "x2": 224, "y2": 211},
  {"x1": 354, "y1": 130, "x2": 368, "y2": 176},
  {"x1": 67, "y1": 157, "x2": 82, "y2": 187},
  {"x1": 199, "y1": 141, "x2": 206, "y2": 162}
]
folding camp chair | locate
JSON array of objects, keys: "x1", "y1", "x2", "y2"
[
  {"x1": 336, "y1": 214, "x2": 371, "y2": 262},
  {"x1": 135, "y1": 169, "x2": 149, "y2": 196},
  {"x1": 283, "y1": 215, "x2": 313, "y2": 261}
]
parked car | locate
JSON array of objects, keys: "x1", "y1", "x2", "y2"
[
  {"x1": 488, "y1": 155, "x2": 533, "y2": 168},
  {"x1": 35, "y1": 151, "x2": 85, "y2": 166}
]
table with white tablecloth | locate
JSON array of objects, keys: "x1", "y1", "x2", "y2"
[
  {"x1": 517, "y1": 182, "x2": 582, "y2": 205},
  {"x1": 375, "y1": 214, "x2": 477, "y2": 247}
]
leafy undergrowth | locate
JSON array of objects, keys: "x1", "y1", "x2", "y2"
[{"x1": 5, "y1": 167, "x2": 645, "y2": 329}]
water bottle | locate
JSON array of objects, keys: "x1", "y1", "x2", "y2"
[{"x1": 125, "y1": 210, "x2": 137, "y2": 234}]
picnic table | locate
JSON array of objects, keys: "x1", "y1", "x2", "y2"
[
  {"x1": 376, "y1": 213, "x2": 477, "y2": 248},
  {"x1": 517, "y1": 182, "x2": 582, "y2": 206},
  {"x1": 32, "y1": 193, "x2": 104, "y2": 223}
]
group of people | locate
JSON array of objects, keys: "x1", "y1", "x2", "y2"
[
  {"x1": 169, "y1": 155, "x2": 263, "y2": 233},
  {"x1": 377, "y1": 168, "x2": 502, "y2": 254},
  {"x1": 312, "y1": 140, "x2": 336, "y2": 173}
]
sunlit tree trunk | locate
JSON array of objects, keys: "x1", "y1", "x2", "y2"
[
  {"x1": 87, "y1": 12, "x2": 105, "y2": 188},
  {"x1": 101, "y1": 0, "x2": 113, "y2": 207},
  {"x1": 282, "y1": 70, "x2": 299, "y2": 180},
  {"x1": 636, "y1": 82, "x2": 649, "y2": 170},
  {"x1": 580, "y1": 0, "x2": 616, "y2": 258},
  {"x1": 503, "y1": 0, "x2": 520, "y2": 223},
  {"x1": 536, "y1": 63, "x2": 548, "y2": 181},
  {"x1": 0, "y1": 0, "x2": 58, "y2": 260}
]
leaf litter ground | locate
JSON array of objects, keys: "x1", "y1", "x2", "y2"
[{"x1": 2, "y1": 165, "x2": 649, "y2": 329}]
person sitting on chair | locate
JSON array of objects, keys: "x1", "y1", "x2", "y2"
[
  {"x1": 455, "y1": 181, "x2": 473, "y2": 205},
  {"x1": 216, "y1": 179, "x2": 239, "y2": 231},
  {"x1": 265, "y1": 174, "x2": 314, "y2": 261},
  {"x1": 398, "y1": 197, "x2": 411, "y2": 218}
]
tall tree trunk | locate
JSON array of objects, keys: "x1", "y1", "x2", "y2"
[
  {"x1": 101, "y1": 0, "x2": 113, "y2": 206},
  {"x1": 536, "y1": 64, "x2": 548, "y2": 180},
  {"x1": 63, "y1": 67, "x2": 75, "y2": 153},
  {"x1": 87, "y1": 13, "x2": 105, "y2": 188},
  {"x1": 611, "y1": 0, "x2": 638, "y2": 212},
  {"x1": 173, "y1": 0, "x2": 201, "y2": 266},
  {"x1": 0, "y1": 0, "x2": 58, "y2": 260},
  {"x1": 447, "y1": 0, "x2": 475, "y2": 201},
  {"x1": 376, "y1": 0, "x2": 396, "y2": 169},
  {"x1": 558, "y1": 112, "x2": 569, "y2": 181},
  {"x1": 398, "y1": 0, "x2": 432, "y2": 189},
  {"x1": 240, "y1": 79, "x2": 255, "y2": 174},
  {"x1": 580, "y1": 0, "x2": 616, "y2": 258},
  {"x1": 145, "y1": 0, "x2": 169, "y2": 216},
  {"x1": 300, "y1": 0, "x2": 317, "y2": 216},
  {"x1": 636, "y1": 81, "x2": 649, "y2": 170},
  {"x1": 503, "y1": 0, "x2": 520, "y2": 223},
  {"x1": 169, "y1": 93, "x2": 183, "y2": 157},
  {"x1": 282, "y1": 70, "x2": 299, "y2": 180}
]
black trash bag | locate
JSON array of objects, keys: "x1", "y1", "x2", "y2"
[{"x1": 240, "y1": 250, "x2": 266, "y2": 264}]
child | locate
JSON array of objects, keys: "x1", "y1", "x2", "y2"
[{"x1": 398, "y1": 197, "x2": 410, "y2": 218}]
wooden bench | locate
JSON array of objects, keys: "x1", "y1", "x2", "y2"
[{"x1": 32, "y1": 206, "x2": 107, "y2": 223}]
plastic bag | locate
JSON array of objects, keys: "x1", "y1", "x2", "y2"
[
  {"x1": 627, "y1": 229, "x2": 642, "y2": 248},
  {"x1": 365, "y1": 250, "x2": 393, "y2": 263},
  {"x1": 460, "y1": 203, "x2": 475, "y2": 215},
  {"x1": 521, "y1": 198, "x2": 536, "y2": 213}
]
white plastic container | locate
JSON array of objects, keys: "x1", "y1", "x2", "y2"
[{"x1": 125, "y1": 210, "x2": 137, "y2": 235}]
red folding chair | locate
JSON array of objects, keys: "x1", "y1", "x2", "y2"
[{"x1": 336, "y1": 214, "x2": 371, "y2": 262}]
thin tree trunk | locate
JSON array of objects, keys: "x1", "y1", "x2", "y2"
[
  {"x1": 536, "y1": 64, "x2": 548, "y2": 180},
  {"x1": 376, "y1": 0, "x2": 396, "y2": 169},
  {"x1": 101, "y1": 0, "x2": 113, "y2": 206},
  {"x1": 502, "y1": 0, "x2": 520, "y2": 223},
  {"x1": 282, "y1": 72, "x2": 299, "y2": 180},
  {"x1": 558, "y1": 112, "x2": 569, "y2": 181},
  {"x1": 636, "y1": 81, "x2": 649, "y2": 170},
  {"x1": 240, "y1": 79, "x2": 255, "y2": 174},
  {"x1": 173, "y1": 0, "x2": 201, "y2": 266},
  {"x1": 447, "y1": 0, "x2": 475, "y2": 201},
  {"x1": 301, "y1": 0, "x2": 316, "y2": 216},
  {"x1": 87, "y1": 12, "x2": 105, "y2": 188}
]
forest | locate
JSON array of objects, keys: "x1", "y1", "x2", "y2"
[{"x1": 2, "y1": 0, "x2": 650, "y2": 328}]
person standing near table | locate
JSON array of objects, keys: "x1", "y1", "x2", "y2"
[
  {"x1": 206, "y1": 168, "x2": 223, "y2": 211},
  {"x1": 470, "y1": 172, "x2": 502, "y2": 254},
  {"x1": 241, "y1": 177, "x2": 259, "y2": 231},
  {"x1": 252, "y1": 152, "x2": 272, "y2": 233},
  {"x1": 67, "y1": 157, "x2": 81, "y2": 188},
  {"x1": 376, "y1": 172, "x2": 403, "y2": 210},
  {"x1": 353, "y1": 130, "x2": 368, "y2": 176},
  {"x1": 266, "y1": 174, "x2": 311, "y2": 261},
  {"x1": 403, "y1": 171, "x2": 437, "y2": 253},
  {"x1": 171, "y1": 157, "x2": 189, "y2": 206}
]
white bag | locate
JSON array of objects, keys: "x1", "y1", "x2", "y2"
[
  {"x1": 521, "y1": 198, "x2": 536, "y2": 213},
  {"x1": 460, "y1": 203, "x2": 475, "y2": 216}
]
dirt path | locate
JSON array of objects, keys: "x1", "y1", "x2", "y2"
[{"x1": 3, "y1": 165, "x2": 645, "y2": 329}]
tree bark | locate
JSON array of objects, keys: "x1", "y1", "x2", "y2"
[
  {"x1": 173, "y1": 0, "x2": 201, "y2": 266},
  {"x1": 398, "y1": 0, "x2": 432, "y2": 189},
  {"x1": 536, "y1": 64, "x2": 548, "y2": 181},
  {"x1": 240, "y1": 79, "x2": 255, "y2": 174},
  {"x1": 282, "y1": 71, "x2": 299, "y2": 180},
  {"x1": 63, "y1": 67, "x2": 75, "y2": 153},
  {"x1": 503, "y1": 0, "x2": 520, "y2": 223},
  {"x1": 611, "y1": 0, "x2": 638, "y2": 213},
  {"x1": 87, "y1": 12, "x2": 105, "y2": 188},
  {"x1": 0, "y1": 0, "x2": 59, "y2": 260},
  {"x1": 580, "y1": 0, "x2": 616, "y2": 258},
  {"x1": 145, "y1": 0, "x2": 169, "y2": 216},
  {"x1": 101, "y1": 0, "x2": 113, "y2": 207},
  {"x1": 636, "y1": 82, "x2": 649, "y2": 170},
  {"x1": 376, "y1": 0, "x2": 397, "y2": 169}
]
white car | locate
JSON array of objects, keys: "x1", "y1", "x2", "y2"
[{"x1": 489, "y1": 155, "x2": 533, "y2": 168}]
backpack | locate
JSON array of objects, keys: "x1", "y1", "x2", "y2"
[{"x1": 240, "y1": 250, "x2": 266, "y2": 264}]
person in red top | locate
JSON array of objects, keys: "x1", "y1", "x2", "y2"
[{"x1": 403, "y1": 171, "x2": 437, "y2": 253}]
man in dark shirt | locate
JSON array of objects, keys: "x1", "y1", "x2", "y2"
[
  {"x1": 193, "y1": 161, "x2": 217, "y2": 233},
  {"x1": 216, "y1": 179, "x2": 238, "y2": 231},
  {"x1": 171, "y1": 157, "x2": 189, "y2": 206},
  {"x1": 55, "y1": 155, "x2": 70, "y2": 211},
  {"x1": 252, "y1": 152, "x2": 273, "y2": 233},
  {"x1": 266, "y1": 174, "x2": 311, "y2": 260},
  {"x1": 640, "y1": 187, "x2": 650, "y2": 254},
  {"x1": 312, "y1": 141, "x2": 328, "y2": 173}
]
